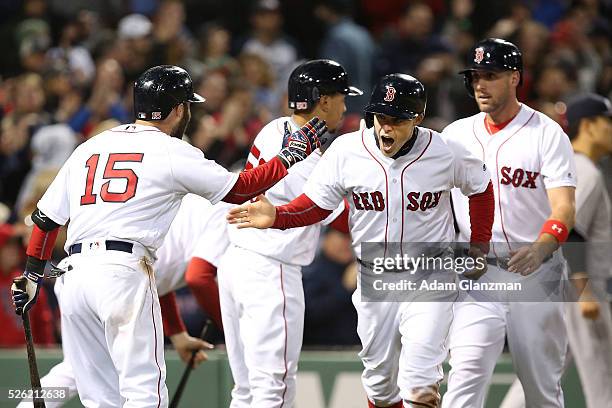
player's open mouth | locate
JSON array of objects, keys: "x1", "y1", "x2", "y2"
[{"x1": 380, "y1": 135, "x2": 395, "y2": 151}]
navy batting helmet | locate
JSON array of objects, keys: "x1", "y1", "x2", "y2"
[
  {"x1": 363, "y1": 74, "x2": 426, "y2": 128},
  {"x1": 288, "y1": 59, "x2": 363, "y2": 111},
  {"x1": 459, "y1": 38, "x2": 523, "y2": 97},
  {"x1": 134, "y1": 65, "x2": 205, "y2": 121}
]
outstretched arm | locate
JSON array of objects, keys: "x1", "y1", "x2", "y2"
[
  {"x1": 227, "y1": 193, "x2": 332, "y2": 230},
  {"x1": 222, "y1": 118, "x2": 327, "y2": 204},
  {"x1": 159, "y1": 292, "x2": 212, "y2": 366}
]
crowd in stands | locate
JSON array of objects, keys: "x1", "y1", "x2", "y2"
[{"x1": 1, "y1": 0, "x2": 610, "y2": 347}]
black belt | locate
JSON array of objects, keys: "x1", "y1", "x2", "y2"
[{"x1": 69, "y1": 240, "x2": 134, "y2": 255}]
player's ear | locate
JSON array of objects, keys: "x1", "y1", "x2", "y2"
[
  {"x1": 414, "y1": 113, "x2": 424, "y2": 126},
  {"x1": 511, "y1": 71, "x2": 520, "y2": 87},
  {"x1": 318, "y1": 95, "x2": 330, "y2": 113}
]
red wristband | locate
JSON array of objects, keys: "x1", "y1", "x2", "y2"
[{"x1": 539, "y1": 220, "x2": 569, "y2": 243}]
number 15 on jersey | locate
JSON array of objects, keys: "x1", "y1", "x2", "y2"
[{"x1": 80, "y1": 153, "x2": 144, "y2": 205}]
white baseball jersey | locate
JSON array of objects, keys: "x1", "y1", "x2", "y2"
[
  {"x1": 303, "y1": 126, "x2": 490, "y2": 260},
  {"x1": 37, "y1": 124, "x2": 238, "y2": 255},
  {"x1": 228, "y1": 117, "x2": 343, "y2": 266},
  {"x1": 155, "y1": 194, "x2": 231, "y2": 296},
  {"x1": 444, "y1": 104, "x2": 577, "y2": 255}
]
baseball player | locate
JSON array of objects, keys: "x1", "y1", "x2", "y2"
[
  {"x1": 17, "y1": 193, "x2": 231, "y2": 408},
  {"x1": 218, "y1": 59, "x2": 360, "y2": 408},
  {"x1": 499, "y1": 93, "x2": 612, "y2": 408},
  {"x1": 10, "y1": 64, "x2": 326, "y2": 407},
  {"x1": 440, "y1": 38, "x2": 577, "y2": 408},
  {"x1": 227, "y1": 73, "x2": 495, "y2": 408}
]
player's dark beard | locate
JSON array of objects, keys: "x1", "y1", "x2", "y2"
[{"x1": 170, "y1": 104, "x2": 190, "y2": 139}]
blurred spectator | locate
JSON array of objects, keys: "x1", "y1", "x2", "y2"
[
  {"x1": 0, "y1": 223, "x2": 54, "y2": 347},
  {"x1": 189, "y1": 82, "x2": 263, "y2": 168},
  {"x1": 549, "y1": 5, "x2": 602, "y2": 93},
  {"x1": 67, "y1": 58, "x2": 130, "y2": 137},
  {"x1": 186, "y1": 22, "x2": 240, "y2": 81},
  {"x1": 303, "y1": 229, "x2": 359, "y2": 346},
  {"x1": 15, "y1": 124, "x2": 77, "y2": 216},
  {"x1": 238, "y1": 52, "x2": 279, "y2": 121},
  {"x1": 194, "y1": 70, "x2": 230, "y2": 116},
  {"x1": 42, "y1": 63, "x2": 84, "y2": 123},
  {"x1": 113, "y1": 13, "x2": 158, "y2": 84},
  {"x1": 0, "y1": 73, "x2": 50, "y2": 208},
  {"x1": 315, "y1": 0, "x2": 376, "y2": 114},
  {"x1": 151, "y1": 0, "x2": 194, "y2": 68},
  {"x1": 239, "y1": 0, "x2": 299, "y2": 97},
  {"x1": 46, "y1": 17, "x2": 96, "y2": 86},
  {"x1": 375, "y1": 2, "x2": 453, "y2": 79},
  {"x1": 514, "y1": 20, "x2": 550, "y2": 102},
  {"x1": 533, "y1": 61, "x2": 578, "y2": 107}
]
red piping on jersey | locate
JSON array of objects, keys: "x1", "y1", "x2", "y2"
[
  {"x1": 273, "y1": 194, "x2": 332, "y2": 229},
  {"x1": 279, "y1": 264, "x2": 289, "y2": 408},
  {"x1": 400, "y1": 131, "x2": 432, "y2": 256},
  {"x1": 494, "y1": 110, "x2": 536, "y2": 251},
  {"x1": 361, "y1": 129, "x2": 389, "y2": 257},
  {"x1": 223, "y1": 156, "x2": 288, "y2": 204},
  {"x1": 472, "y1": 119, "x2": 486, "y2": 160},
  {"x1": 148, "y1": 275, "x2": 162, "y2": 408}
]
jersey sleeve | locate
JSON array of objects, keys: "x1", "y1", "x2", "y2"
[
  {"x1": 37, "y1": 159, "x2": 71, "y2": 225},
  {"x1": 442, "y1": 131, "x2": 490, "y2": 196},
  {"x1": 539, "y1": 125, "x2": 577, "y2": 189},
  {"x1": 167, "y1": 139, "x2": 238, "y2": 205},
  {"x1": 245, "y1": 120, "x2": 284, "y2": 168},
  {"x1": 303, "y1": 142, "x2": 346, "y2": 211}
]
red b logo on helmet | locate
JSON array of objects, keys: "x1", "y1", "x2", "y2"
[
  {"x1": 474, "y1": 47, "x2": 485, "y2": 64},
  {"x1": 384, "y1": 85, "x2": 396, "y2": 102}
]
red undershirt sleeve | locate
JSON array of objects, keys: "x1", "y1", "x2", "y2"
[
  {"x1": 468, "y1": 181, "x2": 495, "y2": 253},
  {"x1": 26, "y1": 224, "x2": 60, "y2": 260},
  {"x1": 328, "y1": 199, "x2": 350, "y2": 234},
  {"x1": 159, "y1": 292, "x2": 187, "y2": 337},
  {"x1": 185, "y1": 257, "x2": 223, "y2": 330},
  {"x1": 222, "y1": 156, "x2": 288, "y2": 204},
  {"x1": 272, "y1": 194, "x2": 332, "y2": 230}
]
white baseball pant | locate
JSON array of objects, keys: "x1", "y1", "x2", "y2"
[
  {"x1": 59, "y1": 243, "x2": 168, "y2": 407},
  {"x1": 443, "y1": 260, "x2": 568, "y2": 408},
  {"x1": 218, "y1": 244, "x2": 304, "y2": 408},
  {"x1": 499, "y1": 300, "x2": 612, "y2": 408},
  {"x1": 354, "y1": 268, "x2": 456, "y2": 407}
]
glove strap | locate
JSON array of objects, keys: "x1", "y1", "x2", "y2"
[
  {"x1": 277, "y1": 148, "x2": 299, "y2": 169},
  {"x1": 24, "y1": 269, "x2": 44, "y2": 283},
  {"x1": 24, "y1": 256, "x2": 46, "y2": 282}
]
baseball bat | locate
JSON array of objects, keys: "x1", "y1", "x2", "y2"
[
  {"x1": 14, "y1": 277, "x2": 46, "y2": 408},
  {"x1": 169, "y1": 319, "x2": 212, "y2": 408}
]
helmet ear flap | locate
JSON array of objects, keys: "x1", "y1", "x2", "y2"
[
  {"x1": 365, "y1": 112, "x2": 374, "y2": 128},
  {"x1": 463, "y1": 72, "x2": 475, "y2": 98},
  {"x1": 311, "y1": 87, "x2": 320, "y2": 105}
]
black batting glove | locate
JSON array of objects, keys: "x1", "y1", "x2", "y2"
[{"x1": 277, "y1": 117, "x2": 327, "y2": 168}]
